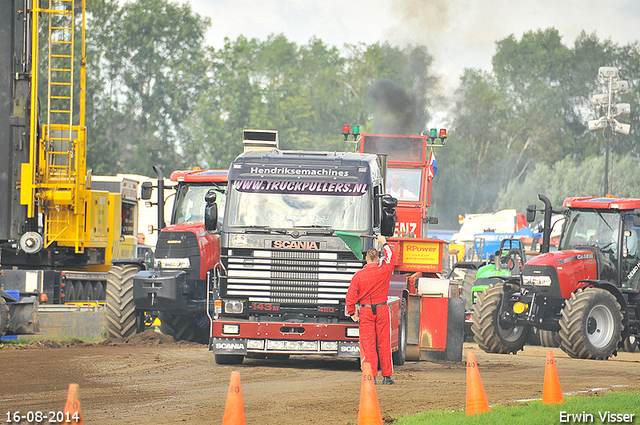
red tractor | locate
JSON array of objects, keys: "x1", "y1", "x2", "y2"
[
  {"x1": 472, "y1": 194, "x2": 640, "y2": 359},
  {"x1": 106, "y1": 167, "x2": 227, "y2": 342}
]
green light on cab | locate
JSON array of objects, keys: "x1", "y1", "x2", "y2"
[
  {"x1": 353, "y1": 125, "x2": 360, "y2": 134},
  {"x1": 429, "y1": 128, "x2": 437, "y2": 138}
]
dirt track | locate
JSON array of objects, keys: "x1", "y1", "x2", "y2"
[{"x1": 1, "y1": 332, "x2": 639, "y2": 425}]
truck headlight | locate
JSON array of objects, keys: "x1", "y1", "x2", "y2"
[
  {"x1": 523, "y1": 275, "x2": 552, "y2": 286},
  {"x1": 225, "y1": 299, "x2": 244, "y2": 314},
  {"x1": 155, "y1": 258, "x2": 191, "y2": 269},
  {"x1": 321, "y1": 341, "x2": 337, "y2": 351},
  {"x1": 222, "y1": 324, "x2": 240, "y2": 335},
  {"x1": 346, "y1": 327, "x2": 359, "y2": 338},
  {"x1": 247, "y1": 339, "x2": 265, "y2": 350}
]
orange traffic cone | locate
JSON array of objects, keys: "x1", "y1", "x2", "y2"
[
  {"x1": 222, "y1": 371, "x2": 246, "y2": 425},
  {"x1": 63, "y1": 384, "x2": 83, "y2": 424},
  {"x1": 465, "y1": 351, "x2": 490, "y2": 416},
  {"x1": 542, "y1": 350, "x2": 564, "y2": 404},
  {"x1": 357, "y1": 362, "x2": 383, "y2": 425}
]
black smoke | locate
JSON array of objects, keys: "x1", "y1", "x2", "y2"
[{"x1": 366, "y1": 79, "x2": 421, "y2": 135}]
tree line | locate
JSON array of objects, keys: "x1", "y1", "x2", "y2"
[{"x1": 81, "y1": 0, "x2": 640, "y2": 228}]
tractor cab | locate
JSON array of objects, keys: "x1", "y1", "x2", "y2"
[{"x1": 526, "y1": 197, "x2": 640, "y2": 296}]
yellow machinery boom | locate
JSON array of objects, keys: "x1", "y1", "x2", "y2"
[
  {"x1": 0, "y1": 0, "x2": 137, "y2": 311},
  {"x1": 20, "y1": 0, "x2": 95, "y2": 253}
]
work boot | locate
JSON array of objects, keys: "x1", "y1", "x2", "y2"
[{"x1": 381, "y1": 376, "x2": 395, "y2": 385}]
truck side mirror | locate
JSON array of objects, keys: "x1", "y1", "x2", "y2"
[
  {"x1": 204, "y1": 190, "x2": 218, "y2": 232},
  {"x1": 380, "y1": 195, "x2": 397, "y2": 237},
  {"x1": 141, "y1": 181, "x2": 153, "y2": 200},
  {"x1": 382, "y1": 195, "x2": 398, "y2": 209},
  {"x1": 526, "y1": 204, "x2": 536, "y2": 223},
  {"x1": 633, "y1": 209, "x2": 640, "y2": 228}
]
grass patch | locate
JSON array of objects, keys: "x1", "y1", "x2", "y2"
[
  {"x1": 0, "y1": 336, "x2": 106, "y2": 346},
  {"x1": 394, "y1": 391, "x2": 640, "y2": 425},
  {"x1": 0, "y1": 337, "x2": 35, "y2": 345}
]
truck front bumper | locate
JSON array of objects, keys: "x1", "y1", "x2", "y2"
[{"x1": 210, "y1": 321, "x2": 361, "y2": 357}]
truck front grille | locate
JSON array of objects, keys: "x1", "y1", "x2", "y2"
[{"x1": 222, "y1": 248, "x2": 362, "y2": 306}]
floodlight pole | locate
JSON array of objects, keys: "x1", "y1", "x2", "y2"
[
  {"x1": 604, "y1": 134, "x2": 610, "y2": 195},
  {"x1": 588, "y1": 66, "x2": 630, "y2": 196}
]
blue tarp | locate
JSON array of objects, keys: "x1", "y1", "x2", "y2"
[{"x1": 473, "y1": 227, "x2": 534, "y2": 259}]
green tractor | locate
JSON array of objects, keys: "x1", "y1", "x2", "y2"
[
  {"x1": 463, "y1": 238, "x2": 528, "y2": 340},
  {"x1": 472, "y1": 238, "x2": 526, "y2": 298}
]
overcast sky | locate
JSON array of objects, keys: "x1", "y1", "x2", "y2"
[{"x1": 178, "y1": 0, "x2": 640, "y2": 95}]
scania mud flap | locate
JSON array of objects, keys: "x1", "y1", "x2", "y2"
[
  {"x1": 211, "y1": 337, "x2": 248, "y2": 355},
  {"x1": 338, "y1": 341, "x2": 360, "y2": 357}
]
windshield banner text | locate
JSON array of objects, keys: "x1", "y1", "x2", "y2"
[{"x1": 234, "y1": 180, "x2": 368, "y2": 195}]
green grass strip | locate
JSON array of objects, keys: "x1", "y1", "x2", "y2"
[{"x1": 394, "y1": 391, "x2": 640, "y2": 425}]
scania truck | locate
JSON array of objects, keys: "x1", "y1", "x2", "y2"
[{"x1": 207, "y1": 130, "x2": 403, "y2": 364}]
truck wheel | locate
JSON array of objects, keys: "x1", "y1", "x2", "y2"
[
  {"x1": 559, "y1": 287, "x2": 622, "y2": 360},
  {"x1": 623, "y1": 335, "x2": 638, "y2": 352},
  {"x1": 392, "y1": 297, "x2": 408, "y2": 365},
  {"x1": 215, "y1": 354, "x2": 244, "y2": 365},
  {"x1": 84, "y1": 281, "x2": 94, "y2": 301},
  {"x1": 65, "y1": 282, "x2": 75, "y2": 302},
  {"x1": 472, "y1": 283, "x2": 530, "y2": 354},
  {"x1": 93, "y1": 282, "x2": 105, "y2": 301},
  {"x1": 539, "y1": 330, "x2": 561, "y2": 347},
  {"x1": 0, "y1": 297, "x2": 9, "y2": 337},
  {"x1": 74, "y1": 281, "x2": 85, "y2": 301},
  {"x1": 158, "y1": 312, "x2": 208, "y2": 344},
  {"x1": 105, "y1": 264, "x2": 141, "y2": 338}
]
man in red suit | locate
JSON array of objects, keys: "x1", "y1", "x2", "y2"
[{"x1": 346, "y1": 234, "x2": 397, "y2": 384}]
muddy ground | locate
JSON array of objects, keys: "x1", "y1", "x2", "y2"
[{"x1": 1, "y1": 331, "x2": 639, "y2": 425}]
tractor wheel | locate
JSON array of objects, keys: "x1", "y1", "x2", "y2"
[
  {"x1": 214, "y1": 354, "x2": 244, "y2": 365},
  {"x1": 539, "y1": 330, "x2": 561, "y2": 348},
  {"x1": 158, "y1": 312, "x2": 208, "y2": 344},
  {"x1": 471, "y1": 283, "x2": 530, "y2": 354},
  {"x1": 105, "y1": 264, "x2": 141, "y2": 338},
  {"x1": 458, "y1": 269, "x2": 477, "y2": 311},
  {"x1": 622, "y1": 335, "x2": 638, "y2": 352},
  {"x1": 0, "y1": 297, "x2": 9, "y2": 337},
  {"x1": 559, "y1": 287, "x2": 622, "y2": 360},
  {"x1": 392, "y1": 297, "x2": 408, "y2": 366},
  {"x1": 528, "y1": 327, "x2": 541, "y2": 346}
]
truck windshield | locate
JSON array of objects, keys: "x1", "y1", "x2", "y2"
[
  {"x1": 173, "y1": 184, "x2": 226, "y2": 225},
  {"x1": 225, "y1": 180, "x2": 370, "y2": 231},
  {"x1": 559, "y1": 210, "x2": 620, "y2": 251}
]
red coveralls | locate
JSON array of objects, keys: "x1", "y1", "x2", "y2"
[{"x1": 345, "y1": 243, "x2": 396, "y2": 378}]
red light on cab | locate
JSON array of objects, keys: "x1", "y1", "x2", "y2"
[
  {"x1": 342, "y1": 124, "x2": 350, "y2": 134},
  {"x1": 439, "y1": 129, "x2": 447, "y2": 138}
]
